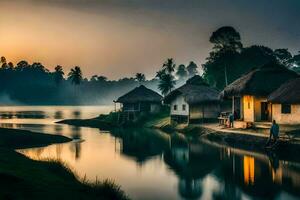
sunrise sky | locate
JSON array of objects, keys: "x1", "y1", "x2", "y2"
[{"x1": 0, "y1": 0, "x2": 299, "y2": 79}]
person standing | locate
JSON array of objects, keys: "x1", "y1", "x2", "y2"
[
  {"x1": 266, "y1": 120, "x2": 279, "y2": 146},
  {"x1": 228, "y1": 113, "x2": 234, "y2": 128}
]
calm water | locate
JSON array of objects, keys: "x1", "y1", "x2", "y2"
[{"x1": 1, "y1": 106, "x2": 300, "y2": 200}]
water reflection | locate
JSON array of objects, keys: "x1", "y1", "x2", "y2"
[
  {"x1": 113, "y1": 128, "x2": 169, "y2": 164},
  {"x1": 70, "y1": 126, "x2": 82, "y2": 160},
  {"x1": 2, "y1": 106, "x2": 300, "y2": 200},
  {"x1": 54, "y1": 111, "x2": 63, "y2": 119},
  {"x1": 0, "y1": 111, "x2": 47, "y2": 119},
  {"x1": 72, "y1": 110, "x2": 81, "y2": 119}
]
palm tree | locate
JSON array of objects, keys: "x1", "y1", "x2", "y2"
[
  {"x1": 158, "y1": 73, "x2": 176, "y2": 96},
  {"x1": 1, "y1": 56, "x2": 7, "y2": 69},
  {"x1": 135, "y1": 73, "x2": 146, "y2": 85},
  {"x1": 155, "y1": 69, "x2": 166, "y2": 79},
  {"x1": 68, "y1": 66, "x2": 83, "y2": 86},
  {"x1": 54, "y1": 65, "x2": 64, "y2": 86},
  {"x1": 162, "y1": 58, "x2": 176, "y2": 74}
]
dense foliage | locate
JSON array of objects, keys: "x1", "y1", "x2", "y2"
[{"x1": 202, "y1": 27, "x2": 300, "y2": 89}]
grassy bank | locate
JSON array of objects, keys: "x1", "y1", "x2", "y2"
[
  {"x1": 58, "y1": 108, "x2": 170, "y2": 130},
  {"x1": 0, "y1": 128, "x2": 129, "y2": 200}
]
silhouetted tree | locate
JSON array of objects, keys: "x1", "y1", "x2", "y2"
[
  {"x1": 7, "y1": 62, "x2": 14, "y2": 69},
  {"x1": 156, "y1": 69, "x2": 165, "y2": 79},
  {"x1": 1, "y1": 56, "x2": 7, "y2": 69},
  {"x1": 274, "y1": 48, "x2": 293, "y2": 67},
  {"x1": 158, "y1": 73, "x2": 176, "y2": 96},
  {"x1": 54, "y1": 65, "x2": 64, "y2": 86},
  {"x1": 210, "y1": 26, "x2": 243, "y2": 52},
  {"x1": 68, "y1": 66, "x2": 83, "y2": 86},
  {"x1": 16, "y1": 60, "x2": 29, "y2": 71},
  {"x1": 162, "y1": 58, "x2": 176, "y2": 74},
  {"x1": 186, "y1": 61, "x2": 198, "y2": 77},
  {"x1": 176, "y1": 64, "x2": 187, "y2": 79},
  {"x1": 97, "y1": 76, "x2": 107, "y2": 82},
  {"x1": 135, "y1": 73, "x2": 146, "y2": 85}
]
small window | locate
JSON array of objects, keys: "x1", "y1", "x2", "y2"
[
  {"x1": 281, "y1": 104, "x2": 291, "y2": 114},
  {"x1": 182, "y1": 104, "x2": 186, "y2": 111},
  {"x1": 173, "y1": 105, "x2": 177, "y2": 111},
  {"x1": 248, "y1": 102, "x2": 250, "y2": 109}
]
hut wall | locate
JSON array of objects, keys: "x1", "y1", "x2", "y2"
[
  {"x1": 272, "y1": 104, "x2": 300, "y2": 124},
  {"x1": 242, "y1": 96, "x2": 269, "y2": 122},
  {"x1": 189, "y1": 104, "x2": 220, "y2": 119},
  {"x1": 242, "y1": 95, "x2": 255, "y2": 122},
  {"x1": 170, "y1": 95, "x2": 189, "y2": 116},
  {"x1": 254, "y1": 97, "x2": 263, "y2": 121},
  {"x1": 150, "y1": 103, "x2": 161, "y2": 113}
]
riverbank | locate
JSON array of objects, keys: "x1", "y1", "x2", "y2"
[
  {"x1": 57, "y1": 112, "x2": 300, "y2": 159},
  {"x1": 57, "y1": 110, "x2": 169, "y2": 130},
  {"x1": 0, "y1": 128, "x2": 129, "y2": 200},
  {"x1": 150, "y1": 120, "x2": 300, "y2": 161}
]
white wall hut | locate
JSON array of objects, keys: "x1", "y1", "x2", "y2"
[
  {"x1": 164, "y1": 75, "x2": 220, "y2": 124},
  {"x1": 268, "y1": 78, "x2": 300, "y2": 125}
]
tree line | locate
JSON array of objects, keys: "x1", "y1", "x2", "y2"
[{"x1": 0, "y1": 26, "x2": 299, "y2": 104}]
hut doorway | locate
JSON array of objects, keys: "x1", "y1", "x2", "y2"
[
  {"x1": 232, "y1": 97, "x2": 242, "y2": 120},
  {"x1": 260, "y1": 102, "x2": 270, "y2": 121}
]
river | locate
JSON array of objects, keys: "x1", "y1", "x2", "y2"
[{"x1": 0, "y1": 106, "x2": 299, "y2": 200}]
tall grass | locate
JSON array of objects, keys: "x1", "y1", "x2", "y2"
[{"x1": 42, "y1": 158, "x2": 130, "y2": 200}]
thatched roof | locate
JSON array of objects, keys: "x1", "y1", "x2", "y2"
[
  {"x1": 268, "y1": 78, "x2": 300, "y2": 104},
  {"x1": 116, "y1": 85, "x2": 162, "y2": 103},
  {"x1": 221, "y1": 62, "x2": 299, "y2": 98},
  {"x1": 164, "y1": 75, "x2": 220, "y2": 105}
]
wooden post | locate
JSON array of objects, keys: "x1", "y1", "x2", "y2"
[
  {"x1": 232, "y1": 96, "x2": 235, "y2": 114},
  {"x1": 113, "y1": 100, "x2": 117, "y2": 112},
  {"x1": 224, "y1": 64, "x2": 228, "y2": 86}
]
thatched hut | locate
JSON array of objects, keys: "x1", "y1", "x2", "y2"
[
  {"x1": 164, "y1": 75, "x2": 220, "y2": 124},
  {"x1": 116, "y1": 85, "x2": 162, "y2": 114},
  {"x1": 268, "y1": 78, "x2": 300, "y2": 124},
  {"x1": 221, "y1": 62, "x2": 298, "y2": 124}
]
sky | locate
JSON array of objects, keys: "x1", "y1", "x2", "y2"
[{"x1": 0, "y1": 0, "x2": 299, "y2": 79}]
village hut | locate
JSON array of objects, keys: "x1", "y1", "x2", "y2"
[
  {"x1": 268, "y1": 78, "x2": 300, "y2": 124},
  {"x1": 164, "y1": 75, "x2": 220, "y2": 124},
  {"x1": 116, "y1": 85, "x2": 162, "y2": 115},
  {"x1": 221, "y1": 62, "x2": 299, "y2": 125}
]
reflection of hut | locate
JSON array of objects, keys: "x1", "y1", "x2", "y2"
[
  {"x1": 170, "y1": 134, "x2": 189, "y2": 166},
  {"x1": 216, "y1": 150, "x2": 280, "y2": 199},
  {"x1": 178, "y1": 178, "x2": 202, "y2": 199},
  {"x1": 221, "y1": 62, "x2": 298, "y2": 127},
  {"x1": 164, "y1": 75, "x2": 220, "y2": 124},
  {"x1": 116, "y1": 128, "x2": 169, "y2": 164},
  {"x1": 164, "y1": 135, "x2": 218, "y2": 199},
  {"x1": 268, "y1": 78, "x2": 300, "y2": 124}
]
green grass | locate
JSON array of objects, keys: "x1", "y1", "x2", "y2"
[
  {"x1": 58, "y1": 106, "x2": 171, "y2": 130},
  {"x1": 0, "y1": 128, "x2": 129, "y2": 200}
]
